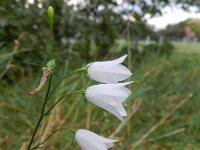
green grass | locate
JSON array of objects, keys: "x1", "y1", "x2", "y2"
[
  {"x1": 173, "y1": 41, "x2": 200, "y2": 54},
  {"x1": 0, "y1": 42, "x2": 200, "y2": 149}
]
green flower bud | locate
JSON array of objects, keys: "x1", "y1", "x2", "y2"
[
  {"x1": 46, "y1": 59, "x2": 56, "y2": 69},
  {"x1": 47, "y1": 6, "x2": 54, "y2": 31}
]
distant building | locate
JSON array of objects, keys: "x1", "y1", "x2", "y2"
[
  {"x1": 157, "y1": 18, "x2": 200, "y2": 42},
  {"x1": 184, "y1": 26, "x2": 196, "y2": 41}
]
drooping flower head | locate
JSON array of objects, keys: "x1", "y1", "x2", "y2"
[
  {"x1": 85, "y1": 81, "x2": 133, "y2": 120},
  {"x1": 29, "y1": 59, "x2": 55, "y2": 95},
  {"x1": 29, "y1": 67, "x2": 53, "y2": 95},
  {"x1": 75, "y1": 129, "x2": 118, "y2": 150},
  {"x1": 87, "y1": 55, "x2": 132, "y2": 83}
]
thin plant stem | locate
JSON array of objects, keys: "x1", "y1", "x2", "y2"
[
  {"x1": 109, "y1": 100, "x2": 143, "y2": 138},
  {"x1": 142, "y1": 127, "x2": 185, "y2": 144},
  {"x1": 31, "y1": 128, "x2": 62, "y2": 150},
  {"x1": 44, "y1": 90, "x2": 85, "y2": 116},
  {"x1": 48, "y1": 67, "x2": 86, "y2": 99},
  {"x1": 27, "y1": 76, "x2": 52, "y2": 150},
  {"x1": 50, "y1": 30, "x2": 55, "y2": 54}
]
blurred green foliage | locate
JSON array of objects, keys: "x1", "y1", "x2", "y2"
[
  {"x1": 0, "y1": 0, "x2": 156, "y2": 81},
  {"x1": 1, "y1": 0, "x2": 198, "y2": 81},
  {"x1": 1, "y1": 0, "x2": 200, "y2": 149},
  {"x1": 142, "y1": 39, "x2": 174, "y2": 58},
  {"x1": 1, "y1": 43, "x2": 200, "y2": 149},
  {"x1": 160, "y1": 18, "x2": 200, "y2": 39}
]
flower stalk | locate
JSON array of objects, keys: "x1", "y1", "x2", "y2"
[
  {"x1": 27, "y1": 75, "x2": 52, "y2": 150},
  {"x1": 44, "y1": 90, "x2": 85, "y2": 116},
  {"x1": 48, "y1": 67, "x2": 87, "y2": 99}
]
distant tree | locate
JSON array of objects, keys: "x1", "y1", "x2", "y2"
[
  {"x1": 159, "y1": 19, "x2": 200, "y2": 40},
  {"x1": 1, "y1": 0, "x2": 200, "y2": 62}
]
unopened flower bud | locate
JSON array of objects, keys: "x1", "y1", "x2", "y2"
[
  {"x1": 46, "y1": 59, "x2": 56, "y2": 70},
  {"x1": 47, "y1": 6, "x2": 54, "y2": 31}
]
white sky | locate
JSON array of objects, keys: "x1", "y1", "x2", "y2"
[{"x1": 147, "y1": 6, "x2": 200, "y2": 30}]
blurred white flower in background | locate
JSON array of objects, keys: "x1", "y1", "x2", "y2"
[
  {"x1": 85, "y1": 81, "x2": 133, "y2": 120},
  {"x1": 87, "y1": 54, "x2": 132, "y2": 83},
  {"x1": 75, "y1": 129, "x2": 117, "y2": 150}
]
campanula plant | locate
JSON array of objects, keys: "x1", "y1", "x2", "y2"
[{"x1": 27, "y1": 6, "x2": 133, "y2": 150}]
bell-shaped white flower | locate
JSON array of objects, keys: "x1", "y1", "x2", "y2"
[
  {"x1": 87, "y1": 54, "x2": 132, "y2": 83},
  {"x1": 75, "y1": 129, "x2": 118, "y2": 150},
  {"x1": 85, "y1": 81, "x2": 133, "y2": 120}
]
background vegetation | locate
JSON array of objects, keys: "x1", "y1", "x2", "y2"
[
  {"x1": 160, "y1": 18, "x2": 200, "y2": 39},
  {"x1": 0, "y1": 0, "x2": 200, "y2": 150}
]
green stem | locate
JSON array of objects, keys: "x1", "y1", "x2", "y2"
[
  {"x1": 31, "y1": 128, "x2": 62, "y2": 150},
  {"x1": 50, "y1": 30, "x2": 55, "y2": 54},
  {"x1": 27, "y1": 76, "x2": 52, "y2": 150},
  {"x1": 44, "y1": 90, "x2": 85, "y2": 116},
  {"x1": 48, "y1": 67, "x2": 87, "y2": 99}
]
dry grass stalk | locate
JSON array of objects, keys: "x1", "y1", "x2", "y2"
[
  {"x1": 109, "y1": 99, "x2": 143, "y2": 138},
  {"x1": 142, "y1": 127, "x2": 185, "y2": 144},
  {"x1": 132, "y1": 94, "x2": 192, "y2": 148}
]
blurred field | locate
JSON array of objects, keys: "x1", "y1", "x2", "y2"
[
  {"x1": 173, "y1": 41, "x2": 200, "y2": 54},
  {"x1": 0, "y1": 42, "x2": 200, "y2": 150}
]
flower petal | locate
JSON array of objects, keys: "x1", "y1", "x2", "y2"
[
  {"x1": 110, "y1": 54, "x2": 127, "y2": 65},
  {"x1": 87, "y1": 64, "x2": 119, "y2": 83},
  {"x1": 85, "y1": 93, "x2": 126, "y2": 120},
  {"x1": 88, "y1": 81, "x2": 133, "y2": 90},
  {"x1": 78, "y1": 129, "x2": 117, "y2": 143},
  {"x1": 85, "y1": 82, "x2": 132, "y2": 120},
  {"x1": 75, "y1": 132, "x2": 94, "y2": 150},
  {"x1": 86, "y1": 86, "x2": 131, "y2": 103},
  {"x1": 110, "y1": 102, "x2": 127, "y2": 116},
  {"x1": 87, "y1": 55, "x2": 131, "y2": 83},
  {"x1": 89, "y1": 54, "x2": 127, "y2": 67},
  {"x1": 88, "y1": 64, "x2": 132, "y2": 83},
  {"x1": 107, "y1": 103, "x2": 126, "y2": 120},
  {"x1": 75, "y1": 129, "x2": 117, "y2": 150},
  {"x1": 112, "y1": 64, "x2": 132, "y2": 80}
]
